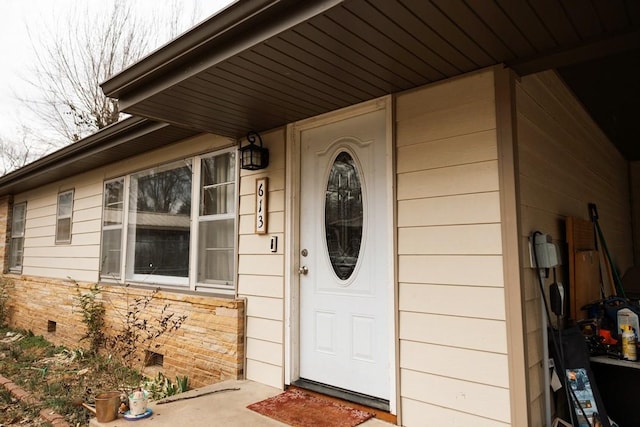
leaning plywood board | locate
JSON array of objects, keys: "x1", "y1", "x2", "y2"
[{"x1": 567, "y1": 216, "x2": 601, "y2": 320}]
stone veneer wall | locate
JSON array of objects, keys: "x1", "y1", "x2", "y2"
[{"x1": 4, "y1": 276, "x2": 244, "y2": 387}]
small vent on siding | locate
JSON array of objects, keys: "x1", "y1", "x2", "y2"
[{"x1": 47, "y1": 320, "x2": 57, "y2": 333}]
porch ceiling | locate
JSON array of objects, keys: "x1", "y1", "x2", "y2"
[{"x1": 103, "y1": 0, "x2": 640, "y2": 160}]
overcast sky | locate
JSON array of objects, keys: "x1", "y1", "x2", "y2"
[{"x1": 0, "y1": 0, "x2": 234, "y2": 142}]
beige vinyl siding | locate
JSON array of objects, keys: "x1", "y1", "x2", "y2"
[
  {"x1": 237, "y1": 128, "x2": 286, "y2": 389},
  {"x1": 18, "y1": 171, "x2": 103, "y2": 282},
  {"x1": 396, "y1": 69, "x2": 511, "y2": 426},
  {"x1": 15, "y1": 133, "x2": 234, "y2": 283},
  {"x1": 516, "y1": 70, "x2": 632, "y2": 426}
]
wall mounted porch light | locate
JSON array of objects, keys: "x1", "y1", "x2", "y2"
[{"x1": 239, "y1": 131, "x2": 269, "y2": 170}]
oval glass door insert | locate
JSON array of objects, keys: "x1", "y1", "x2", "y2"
[{"x1": 325, "y1": 151, "x2": 363, "y2": 280}]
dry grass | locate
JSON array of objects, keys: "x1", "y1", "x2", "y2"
[{"x1": 0, "y1": 328, "x2": 141, "y2": 426}]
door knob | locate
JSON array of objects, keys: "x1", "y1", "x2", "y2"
[{"x1": 298, "y1": 265, "x2": 309, "y2": 275}]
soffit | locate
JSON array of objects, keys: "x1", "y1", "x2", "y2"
[{"x1": 104, "y1": 0, "x2": 640, "y2": 159}]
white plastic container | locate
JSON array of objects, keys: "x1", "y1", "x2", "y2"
[
  {"x1": 128, "y1": 390, "x2": 148, "y2": 416},
  {"x1": 617, "y1": 308, "x2": 639, "y2": 340}
]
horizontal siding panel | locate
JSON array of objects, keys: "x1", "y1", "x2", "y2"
[
  {"x1": 246, "y1": 317, "x2": 283, "y2": 344},
  {"x1": 238, "y1": 255, "x2": 284, "y2": 276},
  {"x1": 400, "y1": 340, "x2": 509, "y2": 388},
  {"x1": 26, "y1": 204, "x2": 56, "y2": 220},
  {"x1": 399, "y1": 283, "x2": 506, "y2": 320},
  {"x1": 397, "y1": 192, "x2": 501, "y2": 227},
  {"x1": 246, "y1": 337, "x2": 282, "y2": 366},
  {"x1": 399, "y1": 311, "x2": 507, "y2": 353},
  {"x1": 238, "y1": 275, "x2": 283, "y2": 298},
  {"x1": 24, "y1": 215, "x2": 55, "y2": 229},
  {"x1": 397, "y1": 129, "x2": 497, "y2": 174},
  {"x1": 398, "y1": 255, "x2": 504, "y2": 287},
  {"x1": 245, "y1": 358, "x2": 282, "y2": 389},
  {"x1": 25, "y1": 227, "x2": 54, "y2": 239},
  {"x1": 239, "y1": 212, "x2": 285, "y2": 234},
  {"x1": 396, "y1": 70, "x2": 494, "y2": 120},
  {"x1": 245, "y1": 295, "x2": 283, "y2": 321},
  {"x1": 73, "y1": 206, "x2": 102, "y2": 223},
  {"x1": 239, "y1": 174, "x2": 285, "y2": 196},
  {"x1": 400, "y1": 369, "x2": 510, "y2": 423},
  {"x1": 24, "y1": 256, "x2": 98, "y2": 271},
  {"x1": 397, "y1": 161, "x2": 499, "y2": 200},
  {"x1": 239, "y1": 190, "x2": 285, "y2": 215},
  {"x1": 398, "y1": 224, "x2": 502, "y2": 255},
  {"x1": 396, "y1": 99, "x2": 496, "y2": 147},
  {"x1": 73, "y1": 193, "x2": 102, "y2": 211},
  {"x1": 21, "y1": 267, "x2": 98, "y2": 283},
  {"x1": 25, "y1": 245, "x2": 100, "y2": 258},
  {"x1": 25, "y1": 233, "x2": 100, "y2": 248},
  {"x1": 239, "y1": 233, "x2": 284, "y2": 255},
  {"x1": 71, "y1": 219, "x2": 101, "y2": 235},
  {"x1": 401, "y1": 397, "x2": 509, "y2": 427}
]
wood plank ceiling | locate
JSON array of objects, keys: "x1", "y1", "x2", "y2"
[{"x1": 108, "y1": 0, "x2": 640, "y2": 158}]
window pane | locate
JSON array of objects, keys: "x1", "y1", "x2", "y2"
[
  {"x1": 201, "y1": 183, "x2": 235, "y2": 216},
  {"x1": 133, "y1": 228, "x2": 190, "y2": 277},
  {"x1": 58, "y1": 192, "x2": 73, "y2": 216},
  {"x1": 127, "y1": 162, "x2": 192, "y2": 280},
  {"x1": 198, "y1": 219, "x2": 234, "y2": 283},
  {"x1": 325, "y1": 152, "x2": 363, "y2": 280},
  {"x1": 12, "y1": 203, "x2": 26, "y2": 237},
  {"x1": 104, "y1": 179, "x2": 124, "y2": 226},
  {"x1": 56, "y1": 218, "x2": 71, "y2": 242},
  {"x1": 101, "y1": 229, "x2": 122, "y2": 277},
  {"x1": 201, "y1": 153, "x2": 235, "y2": 186},
  {"x1": 9, "y1": 237, "x2": 23, "y2": 269}
]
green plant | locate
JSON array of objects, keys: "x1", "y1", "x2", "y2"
[
  {"x1": 142, "y1": 372, "x2": 189, "y2": 400},
  {"x1": 75, "y1": 283, "x2": 106, "y2": 354},
  {"x1": 108, "y1": 288, "x2": 187, "y2": 373},
  {"x1": 0, "y1": 277, "x2": 14, "y2": 327}
]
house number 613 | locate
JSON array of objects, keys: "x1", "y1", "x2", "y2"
[{"x1": 255, "y1": 177, "x2": 268, "y2": 234}]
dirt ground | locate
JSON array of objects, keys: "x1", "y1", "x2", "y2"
[{"x1": 0, "y1": 329, "x2": 138, "y2": 427}]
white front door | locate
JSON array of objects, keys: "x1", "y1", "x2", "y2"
[{"x1": 298, "y1": 106, "x2": 390, "y2": 401}]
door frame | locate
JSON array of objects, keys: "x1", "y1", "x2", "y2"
[{"x1": 284, "y1": 96, "x2": 398, "y2": 414}]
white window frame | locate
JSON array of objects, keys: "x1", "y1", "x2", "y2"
[
  {"x1": 193, "y1": 148, "x2": 239, "y2": 290},
  {"x1": 55, "y1": 189, "x2": 74, "y2": 244},
  {"x1": 9, "y1": 202, "x2": 26, "y2": 273},
  {"x1": 100, "y1": 149, "x2": 239, "y2": 293},
  {"x1": 100, "y1": 177, "x2": 125, "y2": 279}
]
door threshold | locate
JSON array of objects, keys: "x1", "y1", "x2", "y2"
[{"x1": 290, "y1": 379, "x2": 395, "y2": 423}]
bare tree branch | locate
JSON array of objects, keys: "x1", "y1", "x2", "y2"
[{"x1": 19, "y1": 0, "x2": 204, "y2": 146}]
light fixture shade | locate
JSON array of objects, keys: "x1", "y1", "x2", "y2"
[{"x1": 240, "y1": 131, "x2": 269, "y2": 170}]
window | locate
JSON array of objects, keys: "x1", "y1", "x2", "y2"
[
  {"x1": 56, "y1": 190, "x2": 74, "y2": 244},
  {"x1": 9, "y1": 202, "x2": 26, "y2": 272},
  {"x1": 198, "y1": 153, "x2": 236, "y2": 284},
  {"x1": 100, "y1": 149, "x2": 238, "y2": 291},
  {"x1": 127, "y1": 160, "x2": 192, "y2": 285},
  {"x1": 100, "y1": 178, "x2": 124, "y2": 278}
]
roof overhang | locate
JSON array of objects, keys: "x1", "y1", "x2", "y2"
[
  {"x1": 0, "y1": 117, "x2": 200, "y2": 196},
  {"x1": 102, "y1": 0, "x2": 640, "y2": 159}
]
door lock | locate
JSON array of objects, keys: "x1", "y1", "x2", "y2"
[{"x1": 298, "y1": 265, "x2": 309, "y2": 275}]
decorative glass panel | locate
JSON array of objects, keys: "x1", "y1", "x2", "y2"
[{"x1": 325, "y1": 152, "x2": 363, "y2": 280}]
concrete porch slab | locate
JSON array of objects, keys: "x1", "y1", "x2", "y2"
[{"x1": 89, "y1": 380, "x2": 394, "y2": 427}]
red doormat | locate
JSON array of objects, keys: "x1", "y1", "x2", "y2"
[{"x1": 247, "y1": 388, "x2": 374, "y2": 427}]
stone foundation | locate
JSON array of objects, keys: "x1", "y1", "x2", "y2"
[{"x1": 3, "y1": 275, "x2": 244, "y2": 388}]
